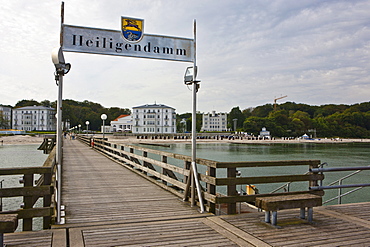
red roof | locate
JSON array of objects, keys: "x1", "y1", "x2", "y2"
[{"x1": 112, "y1": 114, "x2": 130, "y2": 121}]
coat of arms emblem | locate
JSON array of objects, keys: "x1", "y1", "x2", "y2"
[{"x1": 121, "y1": 17, "x2": 144, "y2": 42}]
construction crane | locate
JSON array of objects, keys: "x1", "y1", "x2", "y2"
[{"x1": 274, "y1": 95, "x2": 287, "y2": 111}]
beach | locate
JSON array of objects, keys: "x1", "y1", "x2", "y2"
[
  {"x1": 0, "y1": 135, "x2": 45, "y2": 145},
  {"x1": 1, "y1": 134, "x2": 370, "y2": 146}
]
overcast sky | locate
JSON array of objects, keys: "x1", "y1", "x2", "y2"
[{"x1": 1, "y1": 0, "x2": 369, "y2": 114}]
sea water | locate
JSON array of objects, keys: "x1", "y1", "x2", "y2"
[
  {"x1": 0, "y1": 144, "x2": 47, "y2": 231},
  {"x1": 143, "y1": 142, "x2": 370, "y2": 205}
]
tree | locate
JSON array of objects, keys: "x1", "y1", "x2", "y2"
[
  {"x1": 40, "y1": 100, "x2": 52, "y2": 107},
  {"x1": 15, "y1": 99, "x2": 40, "y2": 107},
  {"x1": 0, "y1": 112, "x2": 10, "y2": 129},
  {"x1": 228, "y1": 106, "x2": 245, "y2": 131},
  {"x1": 252, "y1": 104, "x2": 273, "y2": 117}
]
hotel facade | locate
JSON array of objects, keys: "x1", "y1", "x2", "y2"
[
  {"x1": 201, "y1": 111, "x2": 228, "y2": 132},
  {"x1": 132, "y1": 103, "x2": 176, "y2": 134},
  {"x1": 12, "y1": 106, "x2": 56, "y2": 131}
]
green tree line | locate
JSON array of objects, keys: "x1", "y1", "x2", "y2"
[
  {"x1": 14, "y1": 99, "x2": 130, "y2": 131},
  {"x1": 228, "y1": 101, "x2": 370, "y2": 138},
  {"x1": 13, "y1": 99, "x2": 370, "y2": 138}
]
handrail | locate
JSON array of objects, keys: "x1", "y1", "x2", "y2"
[
  {"x1": 78, "y1": 135, "x2": 323, "y2": 215},
  {"x1": 269, "y1": 171, "x2": 310, "y2": 193},
  {"x1": 321, "y1": 165, "x2": 370, "y2": 204}
]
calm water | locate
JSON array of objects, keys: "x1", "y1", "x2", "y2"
[
  {"x1": 0, "y1": 144, "x2": 47, "y2": 231},
  {"x1": 144, "y1": 142, "x2": 370, "y2": 205}
]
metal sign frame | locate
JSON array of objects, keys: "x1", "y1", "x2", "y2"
[{"x1": 62, "y1": 24, "x2": 194, "y2": 62}]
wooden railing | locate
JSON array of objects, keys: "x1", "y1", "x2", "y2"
[
  {"x1": 0, "y1": 147, "x2": 56, "y2": 231},
  {"x1": 37, "y1": 135, "x2": 56, "y2": 154},
  {"x1": 78, "y1": 135, "x2": 324, "y2": 214}
]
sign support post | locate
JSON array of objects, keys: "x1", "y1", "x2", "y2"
[{"x1": 190, "y1": 20, "x2": 205, "y2": 213}]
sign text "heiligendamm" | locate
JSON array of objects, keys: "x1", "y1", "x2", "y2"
[{"x1": 62, "y1": 25, "x2": 194, "y2": 62}]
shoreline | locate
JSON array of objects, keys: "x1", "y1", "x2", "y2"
[
  {"x1": 0, "y1": 135, "x2": 44, "y2": 145},
  {"x1": 109, "y1": 135, "x2": 370, "y2": 145},
  {"x1": 2, "y1": 134, "x2": 370, "y2": 146}
]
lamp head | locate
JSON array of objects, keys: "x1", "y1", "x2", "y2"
[
  {"x1": 184, "y1": 66, "x2": 197, "y2": 85},
  {"x1": 52, "y1": 47, "x2": 71, "y2": 75},
  {"x1": 51, "y1": 47, "x2": 65, "y2": 67}
]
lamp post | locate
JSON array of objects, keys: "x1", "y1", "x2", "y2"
[
  {"x1": 101, "y1": 114, "x2": 107, "y2": 139},
  {"x1": 180, "y1": 118, "x2": 187, "y2": 133},
  {"x1": 184, "y1": 65, "x2": 204, "y2": 213},
  {"x1": 78, "y1": 124, "x2": 81, "y2": 134},
  {"x1": 85, "y1": 121, "x2": 90, "y2": 135},
  {"x1": 51, "y1": 46, "x2": 71, "y2": 225},
  {"x1": 233, "y1": 118, "x2": 238, "y2": 133}
]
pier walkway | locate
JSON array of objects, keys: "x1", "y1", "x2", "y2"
[{"x1": 3, "y1": 139, "x2": 370, "y2": 246}]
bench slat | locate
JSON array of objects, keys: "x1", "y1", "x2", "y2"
[{"x1": 256, "y1": 194, "x2": 322, "y2": 211}]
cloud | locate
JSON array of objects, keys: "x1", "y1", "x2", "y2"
[{"x1": 0, "y1": 0, "x2": 369, "y2": 114}]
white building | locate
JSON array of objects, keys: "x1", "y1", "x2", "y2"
[
  {"x1": 0, "y1": 105, "x2": 12, "y2": 129},
  {"x1": 259, "y1": 127, "x2": 271, "y2": 138},
  {"x1": 12, "y1": 105, "x2": 56, "y2": 131},
  {"x1": 110, "y1": 114, "x2": 133, "y2": 132},
  {"x1": 201, "y1": 111, "x2": 228, "y2": 132},
  {"x1": 132, "y1": 103, "x2": 176, "y2": 134}
]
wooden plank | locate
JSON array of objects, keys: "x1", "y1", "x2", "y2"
[
  {"x1": 317, "y1": 207, "x2": 370, "y2": 229},
  {"x1": 4, "y1": 231, "x2": 53, "y2": 247},
  {"x1": 214, "y1": 160, "x2": 321, "y2": 168},
  {"x1": 201, "y1": 218, "x2": 256, "y2": 246},
  {"x1": 214, "y1": 174, "x2": 324, "y2": 186},
  {"x1": 51, "y1": 229, "x2": 66, "y2": 247},
  {"x1": 0, "y1": 167, "x2": 51, "y2": 175},
  {"x1": 256, "y1": 194, "x2": 322, "y2": 211},
  {"x1": 0, "y1": 185, "x2": 52, "y2": 197},
  {"x1": 42, "y1": 147, "x2": 56, "y2": 167},
  {"x1": 207, "y1": 217, "x2": 272, "y2": 247},
  {"x1": 0, "y1": 214, "x2": 18, "y2": 233},
  {"x1": 212, "y1": 190, "x2": 325, "y2": 204},
  {"x1": 1, "y1": 207, "x2": 53, "y2": 219},
  {"x1": 97, "y1": 144, "x2": 189, "y2": 176},
  {"x1": 69, "y1": 228, "x2": 84, "y2": 247}
]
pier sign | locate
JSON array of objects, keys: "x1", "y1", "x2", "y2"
[{"x1": 62, "y1": 18, "x2": 194, "y2": 62}]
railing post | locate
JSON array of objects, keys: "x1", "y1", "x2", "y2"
[
  {"x1": 23, "y1": 174, "x2": 34, "y2": 231},
  {"x1": 143, "y1": 151, "x2": 148, "y2": 175},
  {"x1": 227, "y1": 167, "x2": 237, "y2": 214},
  {"x1": 129, "y1": 148, "x2": 134, "y2": 168},
  {"x1": 161, "y1": 155, "x2": 167, "y2": 185},
  {"x1": 338, "y1": 179, "x2": 343, "y2": 204},
  {"x1": 183, "y1": 161, "x2": 191, "y2": 202},
  {"x1": 309, "y1": 161, "x2": 321, "y2": 188},
  {"x1": 43, "y1": 170, "x2": 52, "y2": 229},
  {"x1": 207, "y1": 166, "x2": 216, "y2": 214}
]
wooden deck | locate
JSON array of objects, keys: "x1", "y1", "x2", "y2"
[{"x1": 4, "y1": 139, "x2": 370, "y2": 246}]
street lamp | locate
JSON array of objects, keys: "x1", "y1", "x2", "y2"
[
  {"x1": 85, "y1": 121, "x2": 90, "y2": 135},
  {"x1": 78, "y1": 124, "x2": 81, "y2": 134},
  {"x1": 184, "y1": 65, "x2": 204, "y2": 213},
  {"x1": 101, "y1": 114, "x2": 107, "y2": 139},
  {"x1": 180, "y1": 118, "x2": 187, "y2": 133},
  {"x1": 233, "y1": 118, "x2": 238, "y2": 133},
  {"x1": 51, "y1": 46, "x2": 71, "y2": 225}
]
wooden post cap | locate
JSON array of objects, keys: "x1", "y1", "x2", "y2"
[{"x1": 0, "y1": 214, "x2": 18, "y2": 233}]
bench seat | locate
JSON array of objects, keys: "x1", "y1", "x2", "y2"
[{"x1": 256, "y1": 194, "x2": 322, "y2": 226}]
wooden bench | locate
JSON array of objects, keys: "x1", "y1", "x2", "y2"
[
  {"x1": 255, "y1": 194, "x2": 322, "y2": 226},
  {"x1": 0, "y1": 214, "x2": 18, "y2": 245}
]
